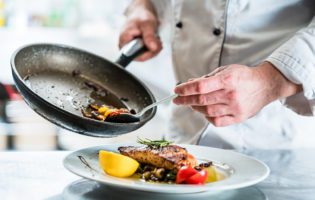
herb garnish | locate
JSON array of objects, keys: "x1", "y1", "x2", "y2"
[{"x1": 137, "y1": 138, "x2": 173, "y2": 149}]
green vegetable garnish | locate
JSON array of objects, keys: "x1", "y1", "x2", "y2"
[
  {"x1": 165, "y1": 171, "x2": 177, "y2": 181},
  {"x1": 137, "y1": 137, "x2": 173, "y2": 149}
]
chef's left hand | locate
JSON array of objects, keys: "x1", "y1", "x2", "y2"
[{"x1": 173, "y1": 62, "x2": 302, "y2": 127}]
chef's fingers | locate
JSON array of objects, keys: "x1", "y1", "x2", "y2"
[
  {"x1": 134, "y1": 21, "x2": 162, "y2": 61},
  {"x1": 140, "y1": 21, "x2": 160, "y2": 51},
  {"x1": 119, "y1": 24, "x2": 142, "y2": 48},
  {"x1": 191, "y1": 104, "x2": 231, "y2": 117},
  {"x1": 119, "y1": 20, "x2": 162, "y2": 62},
  {"x1": 204, "y1": 66, "x2": 229, "y2": 77},
  {"x1": 174, "y1": 75, "x2": 224, "y2": 96},
  {"x1": 206, "y1": 115, "x2": 236, "y2": 127},
  {"x1": 173, "y1": 90, "x2": 229, "y2": 105},
  {"x1": 135, "y1": 40, "x2": 162, "y2": 61}
]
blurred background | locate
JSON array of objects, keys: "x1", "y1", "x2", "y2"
[{"x1": 0, "y1": 0, "x2": 175, "y2": 151}]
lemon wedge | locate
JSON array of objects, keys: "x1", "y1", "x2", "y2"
[
  {"x1": 205, "y1": 166, "x2": 218, "y2": 182},
  {"x1": 99, "y1": 150, "x2": 139, "y2": 178}
]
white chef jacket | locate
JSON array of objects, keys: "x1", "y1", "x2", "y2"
[{"x1": 151, "y1": 0, "x2": 315, "y2": 150}]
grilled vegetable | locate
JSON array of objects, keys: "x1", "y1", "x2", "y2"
[
  {"x1": 165, "y1": 171, "x2": 176, "y2": 181},
  {"x1": 136, "y1": 164, "x2": 176, "y2": 183},
  {"x1": 154, "y1": 168, "x2": 165, "y2": 179},
  {"x1": 98, "y1": 105, "x2": 109, "y2": 114},
  {"x1": 142, "y1": 171, "x2": 151, "y2": 180},
  {"x1": 81, "y1": 103, "x2": 130, "y2": 122},
  {"x1": 176, "y1": 166, "x2": 208, "y2": 184},
  {"x1": 81, "y1": 109, "x2": 92, "y2": 118},
  {"x1": 91, "y1": 111, "x2": 105, "y2": 121},
  {"x1": 185, "y1": 169, "x2": 208, "y2": 184},
  {"x1": 89, "y1": 103, "x2": 100, "y2": 110},
  {"x1": 176, "y1": 166, "x2": 197, "y2": 184}
]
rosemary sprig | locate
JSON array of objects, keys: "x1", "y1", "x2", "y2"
[{"x1": 137, "y1": 137, "x2": 173, "y2": 148}]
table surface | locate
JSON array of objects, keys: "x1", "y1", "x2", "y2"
[{"x1": 0, "y1": 149, "x2": 314, "y2": 200}]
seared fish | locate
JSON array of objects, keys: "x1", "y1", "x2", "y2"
[{"x1": 118, "y1": 145, "x2": 197, "y2": 171}]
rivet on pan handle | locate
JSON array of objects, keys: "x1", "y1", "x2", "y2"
[{"x1": 116, "y1": 38, "x2": 148, "y2": 68}]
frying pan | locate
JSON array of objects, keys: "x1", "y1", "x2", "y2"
[{"x1": 10, "y1": 39, "x2": 157, "y2": 137}]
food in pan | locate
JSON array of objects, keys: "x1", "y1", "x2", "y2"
[
  {"x1": 81, "y1": 103, "x2": 130, "y2": 121},
  {"x1": 99, "y1": 138, "x2": 222, "y2": 184}
]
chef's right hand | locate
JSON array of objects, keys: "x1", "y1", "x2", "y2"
[{"x1": 119, "y1": 0, "x2": 162, "y2": 61}]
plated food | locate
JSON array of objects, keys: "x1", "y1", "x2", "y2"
[
  {"x1": 63, "y1": 143, "x2": 270, "y2": 193},
  {"x1": 99, "y1": 138, "x2": 223, "y2": 185}
]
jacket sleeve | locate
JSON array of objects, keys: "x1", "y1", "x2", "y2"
[
  {"x1": 150, "y1": 0, "x2": 171, "y2": 24},
  {"x1": 266, "y1": 16, "x2": 315, "y2": 116}
]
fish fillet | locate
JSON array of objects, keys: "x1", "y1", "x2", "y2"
[{"x1": 118, "y1": 145, "x2": 197, "y2": 171}]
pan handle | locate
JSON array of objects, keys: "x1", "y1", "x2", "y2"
[{"x1": 116, "y1": 38, "x2": 147, "y2": 68}]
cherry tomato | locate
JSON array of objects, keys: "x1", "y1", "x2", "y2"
[
  {"x1": 185, "y1": 170, "x2": 208, "y2": 184},
  {"x1": 176, "y1": 166, "x2": 197, "y2": 184}
]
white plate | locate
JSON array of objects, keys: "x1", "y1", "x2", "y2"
[{"x1": 63, "y1": 144, "x2": 269, "y2": 193}]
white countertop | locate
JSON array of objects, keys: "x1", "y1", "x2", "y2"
[
  {"x1": 2, "y1": 149, "x2": 314, "y2": 200},
  {"x1": 0, "y1": 151, "x2": 77, "y2": 200},
  {"x1": 0, "y1": 151, "x2": 264, "y2": 200}
]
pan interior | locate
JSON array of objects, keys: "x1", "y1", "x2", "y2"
[
  {"x1": 13, "y1": 44, "x2": 155, "y2": 121},
  {"x1": 24, "y1": 70, "x2": 129, "y2": 117}
]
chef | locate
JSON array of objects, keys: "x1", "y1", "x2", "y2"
[{"x1": 119, "y1": 0, "x2": 315, "y2": 150}]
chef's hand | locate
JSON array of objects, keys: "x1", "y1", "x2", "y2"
[
  {"x1": 173, "y1": 62, "x2": 302, "y2": 127},
  {"x1": 119, "y1": 0, "x2": 162, "y2": 61}
]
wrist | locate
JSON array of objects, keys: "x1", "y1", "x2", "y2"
[{"x1": 254, "y1": 62, "x2": 302, "y2": 102}]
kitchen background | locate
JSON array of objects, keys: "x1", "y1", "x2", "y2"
[{"x1": 0, "y1": 0, "x2": 175, "y2": 150}]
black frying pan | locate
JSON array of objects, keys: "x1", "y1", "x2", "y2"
[{"x1": 10, "y1": 39, "x2": 157, "y2": 137}]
